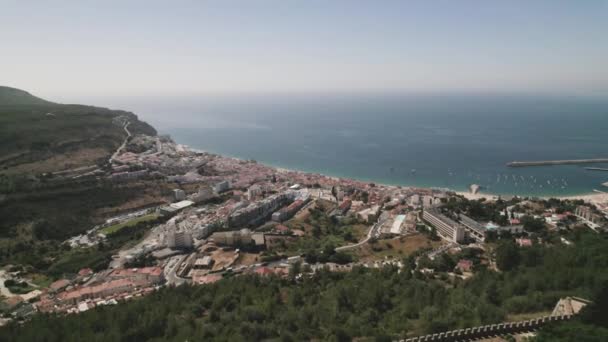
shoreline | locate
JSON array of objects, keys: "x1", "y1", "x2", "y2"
[
  {"x1": 455, "y1": 190, "x2": 608, "y2": 205},
  {"x1": 178, "y1": 142, "x2": 607, "y2": 204}
]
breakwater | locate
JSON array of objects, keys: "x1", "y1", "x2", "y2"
[{"x1": 507, "y1": 158, "x2": 608, "y2": 167}]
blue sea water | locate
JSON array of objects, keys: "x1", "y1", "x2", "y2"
[{"x1": 94, "y1": 93, "x2": 608, "y2": 196}]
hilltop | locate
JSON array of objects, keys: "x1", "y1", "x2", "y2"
[
  {"x1": 0, "y1": 86, "x2": 53, "y2": 106},
  {"x1": 0, "y1": 86, "x2": 156, "y2": 174}
]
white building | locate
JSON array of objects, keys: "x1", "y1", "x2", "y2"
[
  {"x1": 167, "y1": 231, "x2": 194, "y2": 249},
  {"x1": 422, "y1": 209, "x2": 465, "y2": 243},
  {"x1": 247, "y1": 184, "x2": 263, "y2": 200},
  {"x1": 213, "y1": 180, "x2": 231, "y2": 194},
  {"x1": 422, "y1": 195, "x2": 441, "y2": 207},
  {"x1": 357, "y1": 205, "x2": 381, "y2": 223},
  {"x1": 173, "y1": 189, "x2": 186, "y2": 201},
  {"x1": 192, "y1": 186, "x2": 214, "y2": 203},
  {"x1": 408, "y1": 194, "x2": 421, "y2": 206},
  {"x1": 389, "y1": 215, "x2": 406, "y2": 235}
]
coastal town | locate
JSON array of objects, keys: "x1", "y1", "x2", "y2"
[
  {"x1": 2, "y1": 119, "x2": 607, "y2": 326},
  {"x1": 3, "y1": 1, "x2": 608, "y2": 338}
]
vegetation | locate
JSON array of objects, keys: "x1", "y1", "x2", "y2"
[
  {"x1": 0, "y1": 180, "x2": 146, "y2": 267},
  {"x1": 273, "y1": 202, "x2": 367, "y2": 259},
  {"x1": 535, "y1": 284, "x2": 608, "y2": 341},
  {"x1": 100, "y1": 213, "x2": 160, "y2": 235},
  {"x1": 1, "y1": 231, "x2": 606, "y2": 341},
  {"x1": 357, "y1": 234, "x2": 440, "y2": 261},
  {"x1": 3, "y1": 279, "x2": 35, "y2": 295},
  {"x1": 0, "y1": 86, "x2": 164, "y2": 276},
  {"x1": 44, "y1": 213, "x2": 167, "y2": 277},
  {"x1": 0, "y1": 105, "x2": 155, "y2": 175},
  {"x1": 443, "y1": 196, "x2": 517, "y2": 225},
  {"x1": 0, "y1": 86, "x2": 51, "y2": 106},
  {"x1": 0, "y1": 191, "x2": 167, "y2": 279}
]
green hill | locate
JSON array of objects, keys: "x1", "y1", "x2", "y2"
[
  {"x1": 0, "y1": 86, "x2": 54, "y2": 106},
  {"x1": 0, "y1": 86, "x2": 156, "y2": 174},
  {"x1": 0, "y1": 87, "x2": 162, "y2": 275}
]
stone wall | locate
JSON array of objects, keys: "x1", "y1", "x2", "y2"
[{"x1": 402, "y1": 314, "x2": 572, "y2": 342}]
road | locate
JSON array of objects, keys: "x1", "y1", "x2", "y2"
[
  {"x1": 336, "y1": 216, "x2": 388, "y2": 252},
  {"x1": 109, "y1": 121, "x2": 131, "y2": 164},
  {"x1": 164, "y1": 255, "x2": 188, "y2": 286}
]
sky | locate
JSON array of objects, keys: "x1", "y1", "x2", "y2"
[{"x1": 2, "y1": 1, "x2": 608, "y2": 99}]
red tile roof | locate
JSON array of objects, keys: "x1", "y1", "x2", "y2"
[
  {"x1": 254, "y1": 267, "x2": 274, "y2": 276},
  {"x1": 49, "y1": 279, "x2": 71, "y2": 291},
  {"x1": 193, "y1": 274, "x2": 223, "y2": 284},
  {"x1": 58, "y1": 279, "x2": 135, "y2": 302},
  {"x1": 78, "y1": 268, "x2": 93, "y2": 276},
  {"x1": 456, "y1": 259, "x2": 473, "y2": 272},
  {"x1": 516, "y1": 238, "x2": 533, "y2": 247},
  {"x1": 109, "y1": 267, "x2": 163, "y2": 278}
]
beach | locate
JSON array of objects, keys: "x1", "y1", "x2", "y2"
[{"x1": 456, "y1": 190, "x2": 608, "y2": 206}]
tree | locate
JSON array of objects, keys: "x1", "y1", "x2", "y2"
[
  {"x1": 521, "y1": 216, "x2": 545, "y2": 233},
  {"x1": 289, "y1": 261, "x2": 302, "y2": 280},
  {"x1": 495, "y1": 241, "x2": 519, "y2": 271}
]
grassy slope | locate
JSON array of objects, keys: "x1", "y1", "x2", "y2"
[{"x1": 100, "y1": 213, "x2": 160, "y2": 235}]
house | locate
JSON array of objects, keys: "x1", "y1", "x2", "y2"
[
  {"x1": 193, "y1": 274, "x2": 223, "y2": 285},
  {"x1": 274, "y1": 224, "x2": 290, "y2": 234},
  {"x1": 108, "y1": 267, "x2": 164, "y2": 284},
  {"x1": 552, "y1": 296, "x2": 591, "y2": 316},
  {"x1": 455, "y1": 259, "x2": 474, "y2": 272},
  {"x1": 78, "y1": 268, "x2": 93, "y2": 277},
  {"x1": 516, "y1": 238, "x2": 533, "y2": 247},
  {"x1": 193, "y1": 256, "x2": 214, "y2": 269},
  {"x1": 331, "y1": 199, "x2": 352, "y2": 217},
  {"x1": 49, "y1": 279, "x2": 71, "y2": 293},
  {"x1": 254, "y1": 267, "x2": 275, "y2": 276}
]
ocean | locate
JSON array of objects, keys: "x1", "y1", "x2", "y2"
[{"x1": 87, "y1": 93, "x2": 608, "y2": 196}]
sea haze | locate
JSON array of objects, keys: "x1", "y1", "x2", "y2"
[{"x1": 93, "y1": 93, "x2": 608, "y2": 196}]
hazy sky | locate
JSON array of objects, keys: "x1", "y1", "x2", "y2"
[{"x1": 2, "y1": 1, "x2": 607, "y2": 98}]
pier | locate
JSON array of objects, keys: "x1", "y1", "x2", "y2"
[
  {"x1": 585, "y1": 167, "x2": 608, "y2": 172},
  {"x1": 507, "y1": 158, "x2": 608, "y2": 167}
]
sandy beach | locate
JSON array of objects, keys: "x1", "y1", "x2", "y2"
[
  {"x1": 556, "y1": 191, "x2": 608, "y2": 206},
  {"x1": 455, "y1": 191, "x2": 499, "y2": 201},
  {"x1": 456, "y1": 190, "x2": 608, "y2": 206}
]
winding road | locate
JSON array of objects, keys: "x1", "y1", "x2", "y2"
[{"x1": 109, "y1": 121, "x2": 131, "y2": 164}]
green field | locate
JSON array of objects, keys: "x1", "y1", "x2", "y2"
[{"x1": 100, "y1": 213, "x2": 160, "y2": 235}]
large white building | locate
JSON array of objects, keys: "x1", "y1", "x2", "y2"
[
  {"x1": 458, "y1": 213, "x2": 486, "y2": 242},
  {"x1": 167, "y1": 231, "x2": 194, "y2": 249},
  {"x1": 422, "y1": 209, "x2": 465, "y2": 243}
]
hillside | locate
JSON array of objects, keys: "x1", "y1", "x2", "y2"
[
  {"x1": 0, "y1": 86, "x2": 156, "y2": 174},
  {"x1": 0, "y1": 86, "x2": 53, "y2": 106},
  {"x1": 0, "y1": 87, "x2": 165, "y2": 277}
]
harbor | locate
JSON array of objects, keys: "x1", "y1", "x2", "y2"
[{"x1": 507, "y1": 158, "x2": 608, "y2": 167}]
